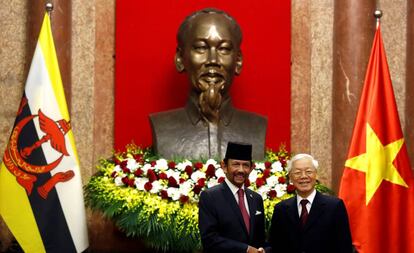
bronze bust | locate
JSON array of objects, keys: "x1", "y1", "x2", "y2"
[{"x1": 149, "y1": 8, "x2": 267, "y2": 160}]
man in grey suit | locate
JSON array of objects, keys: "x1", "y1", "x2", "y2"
[
  {"x1": 198, "y1": 142, "x2": 267, "y2": 253},
  {"x1": 269, "y1": 154, "x2": 353, "y2": 253}
]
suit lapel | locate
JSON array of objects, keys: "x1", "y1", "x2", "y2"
[
  {"x1": 303, "y1": 192, "x2": 326, "y2": 231},
  {"x1": 221, "y1": 183, "x2": 249, "y2": 235},
  {"x1": 286, "y1": 196, "x2": 300, "y2": 227},
  {"x1": 246, "y1": 189, "x2": 256, "y2": 240}
]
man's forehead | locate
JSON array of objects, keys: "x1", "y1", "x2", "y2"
[
  {"x1": 292, "y1": 158, "x2": 315, "y2": 169},
  {"x1": 228, "y1": 159, "x2": 251, "y2": 164}
]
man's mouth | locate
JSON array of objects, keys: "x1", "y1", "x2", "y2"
[{"x1": 199, "y1": 70, "x2": 225, "y2": 85}]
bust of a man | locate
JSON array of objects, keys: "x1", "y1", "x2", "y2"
[{"x1": 149, "y1": 8, "x2": 267, "y2": 160}]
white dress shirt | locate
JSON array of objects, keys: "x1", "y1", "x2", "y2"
[
  {"x1": 296, "y1": 189, "x2": 317, "y2": 216},
  {"x1": 225, "y1": 177, "x2": 250, "y2": 215}
]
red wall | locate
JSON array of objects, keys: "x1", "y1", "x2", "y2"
[{"x1": 115, "y1": 0, "x2": 291, "y2": 152}]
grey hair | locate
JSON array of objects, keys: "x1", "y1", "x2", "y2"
[
  {"x1": 177, "y1": 8, "x2": 242, "y2": 48},
  {"x1": 286, "y1": 153, "x2": 319, "y2": 173}
]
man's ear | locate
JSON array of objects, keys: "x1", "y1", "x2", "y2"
[
  {"x1": 175, "y1": 48, "x2": 185, "y2": 73},
  {"x1": 235, "y1": 51, "x2": 243, "y2": 75},
  {"x1": 220, "y1": 160, "x2": 227, "y2": 173}
]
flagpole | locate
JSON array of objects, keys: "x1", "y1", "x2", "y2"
[{"x1": 374, "y1": 9, "x2": 382, "y2": 28}]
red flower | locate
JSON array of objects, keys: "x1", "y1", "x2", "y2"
[
  {"x1": 158, "y1": 172, "x2": 168, "y2": 180},
  {"x1": 179, "y1": 178, "x2": 185, "y2": 184},
  {"x1": 147, "y1": 169, "x2": 157, "y2": 182},
  {"x1": 278, "y1": 176, "x2": 286, "y2": 184},
  {"x1": 168, "y1": 176, "x2": 178, "y2": 187},
  {"x1": 279, "y1": 158, "x2": 287, "y2": 168},
  {"x1": 287, "y1": 184, "x2": 296, "y2": 193},
  {"x1": 134, "y1": 168, "x2": 143, "y2": 177},
  {"x1": 128, "y1": 178, "x2": 135, "y2": 187},
  {"x1": 120, "y1": 160, "x2": 128, "y2": 170},
  {"x1": 197, "y1": 178, "x2": 206, "y2": 187},
  {"x1": 265, "y1": 161, "x2": 272, "y2": 169},
  {"x1": 194, "y1": 162, "x2": 203, "y2": 170},
  {"x1": 114, "y1": 157, "x2": 121, "y2": 165},
  {"x1": 168, "y1": 161, "x2": 176, "y2": 169},
  {"x1": 206, "y1": 164, "x2": 216, "y2": 178},
  {"x1": 179, "y1": 195, "x2": 189, "y2": 203},
  {"x1": 121, "y1": 176, "x2": 129, "y2": 185},
  {"x1": 144, "y1": 182, "x2": 153, "y2": 191},
  {"x1": 193, "y1": 185, "x2": 202, "y2": 195},
  {"x1": 262, "y1": 169, "x2": 271, "y2": 179},
  {"x1": 244, "y1": 179, "x2": 251, "y2": 187},
  {"x1": 185, "y1": 165, "x2": 193, "y2": 176},
  {"x1": 256, "y1": 177, "x2": 265, "y2": 188},
  {"x1": 268, "y1": 190, "x2": 277, "y2": 199},
  {"x1": 218, "y1": 177, "x2": 225, "y2": 183},
  {"x1": 150, "y1": 161, "x2": 156, "y2": 167},
  {"x1": 133, "y1": 154, "x2": 143, "y2": 163},
  {"x1": 111, "y1": 171, "x2": 118, "y2": 178},
  {"x1": 122, "y1": 167, "x2": 131, "y2": 174},
  {"x1": 160, "y1": 190, "x2": 169, "y2": 199}
]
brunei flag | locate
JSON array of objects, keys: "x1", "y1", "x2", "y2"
[{"x1": 0, "y1": 13, "x2": 89, "y2": 252}]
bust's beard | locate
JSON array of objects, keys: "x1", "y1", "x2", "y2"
[{"x1": 198, "y1": 83, "x2": 224, "y2": 124}]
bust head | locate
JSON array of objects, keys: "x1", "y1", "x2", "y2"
[{"x1": 175, "y1": 8, "x2": 243, "y2": 123}]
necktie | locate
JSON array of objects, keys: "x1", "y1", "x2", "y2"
[
  {"x1": 299, "y1": 199, "x2": 309, "y2": 228},
  {"x1": 238, "y1": 188, "x2": 250, "y2": 233}
]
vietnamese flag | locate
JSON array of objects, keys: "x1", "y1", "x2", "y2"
[{"x1": 339, "y1": 24, "x2": 414, "y2": 253}]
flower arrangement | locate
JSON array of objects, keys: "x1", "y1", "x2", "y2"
[{"x1": 85, "y1": 144, "x2": 332, "y2": 252}]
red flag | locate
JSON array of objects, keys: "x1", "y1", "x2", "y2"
[{"x1": 339, "y1": 25, "x2": 414, "y2": 253}]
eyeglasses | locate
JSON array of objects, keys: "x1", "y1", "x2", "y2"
[{"x1": 290, "y1": 169, "x2": 316, "y2": 178}]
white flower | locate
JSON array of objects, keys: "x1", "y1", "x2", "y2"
[
  {"x1": 266, "y1": 175, "x2": 279, "y2": 188},
  {"x1": 176, "y1": 160, "x2": 192, "y2": 171},
  {"x1": 150, "y1": 181, "x2": 163, "y2": 194},
  {"x1": 191, "y1": 170, "x2": 206, "y2": 182},
  {"x1": 154, "y1": 159, "x2": 168, "y2": 171},
  {"x1": 249, "y1": 170, "x2": 258, "y2": 182},
  {"x1": 142, "y1": 163, "x2": 152, "y2": 173},
  {"x1": 271, "y1": 161, "x2": 284, "y2": 172},
  {"x1": 127, "y1": 158, "x2": 140, "y2": 172},
  {"x1": 114, "y1": 176, "x2": 124, "y2": 186},
  {"x1": 275, "y1": 184, "x2": 287, "y2": 197},
  {"x1": 215, "y1": 168, "x2": 225, "y2": 178},
  {"x1": 257, "y1": 185, "x2": 270, "y2": 200},
  {"x1": 135, "y1": 178, "x2": 149, "y2": 191},
  {"x1": 207, "y1": 178, "x2": 218, "y2": 188},
  {"x1": 114, "y1": 165, "x2": 122, "y2": 173},
  {"x1": 179, "y1": 181, "x2": 193, "y2": 195},
  {"x1": 205, "y1": 159, "x2": 218, "y2": 167},
  {"x1": 167, "y1": 187, "x2": 180, "y2": 201},
  {"x1": 255, "y1": 162, "x2": 266, "y2": 171}
]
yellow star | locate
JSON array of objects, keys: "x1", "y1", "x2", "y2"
[{"x1": 345, "y1": 123, "x2": 408, "y2": 205}]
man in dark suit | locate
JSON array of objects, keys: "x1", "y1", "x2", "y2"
[
  {"x1": 199, "y1": 142, "x2": 267, "y2": 253},
  {"x1": 269, "y1": 154, "x2": 353, "y2": 253}
]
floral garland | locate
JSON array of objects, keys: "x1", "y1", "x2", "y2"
[{"x1": 84, "y1": 144, "x2": 331, "y2": 252}]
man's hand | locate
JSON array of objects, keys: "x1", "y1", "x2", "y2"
[{"x1": 247, "y1": 246, "x2": 266, "y2": 253}]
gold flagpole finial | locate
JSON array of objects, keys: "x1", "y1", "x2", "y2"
[
  {"x1": 374, "y1": 10, "x2": 382, "y2": 28},
  {"x1": 46, "y1": 2, "x2": 53, "y2": 13}
]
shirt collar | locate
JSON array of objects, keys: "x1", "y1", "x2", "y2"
[
  {"x1": 225, "y1": 177, "x2": 245, "y2": 196},
  {"x1": 185, "y1": 95, "x2": 234, "y2": 126},
  {"x1": 296, "y1": 189, "x2": 317, "y2": 207}
]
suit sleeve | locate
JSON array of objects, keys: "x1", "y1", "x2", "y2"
[
  {"x1": 334, "y1": 199, "x2": 353, "y2": 253},
  {"x1": 268, "y1": 203, "x2": 283, "y2": 252},
  {"x1": 198, "y1": 190, "x2": 249, "y2": 253}
]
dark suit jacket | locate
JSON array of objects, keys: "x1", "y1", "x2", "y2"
[
  {"x1": 269, "y1": 192, "x2": 353, "y2": 253},
  {"x1": 199, "y1": 182, "x2": 266, "y2": 253}
]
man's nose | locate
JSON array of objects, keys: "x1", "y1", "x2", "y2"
[{"x1": 207, "y1": 48, "x2": 218, "y2": 65}]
